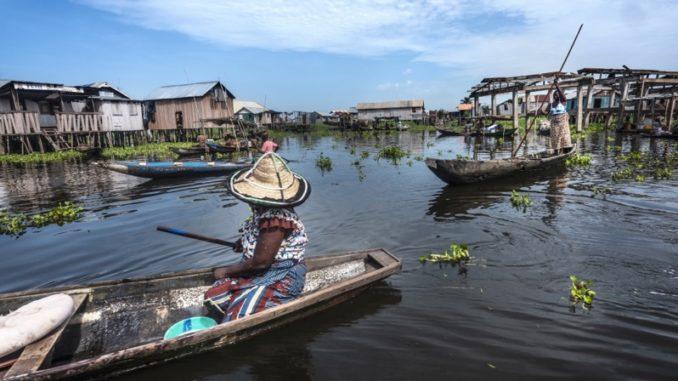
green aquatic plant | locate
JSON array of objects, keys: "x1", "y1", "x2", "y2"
[
  {"x1": 101, "y1": 142, "x2": 194, "y2": 159},
  {"x1": 407, "y1": 160, "x2": 413, "y2": 166},
  {"x1": 0, "y1": 202, "x2": 84, "y2": 235},
  {"x1": 315, "y1": 153, "x2": 333, "y2": 172},
  {"x1": 360, "y1": 151, "x2": 369, "y2": 159},
  {"x1": 565, "y1": 154, "x2": 592, "y2": 167},
  {"x1": 377, "y1": 146, "x2": 407, "y2": 164},
  {"x1": 569, "y1": 275, "x2": 596, "y2": 308},
  {"x1": 653, "y1": 167, "x2": 672, "y2": 180},
  {"x1": 510, "y1": 190, "x2": 532, "y2": 211},
  {"x1": 0, "y1": 150, "x2": 84, "y2": 164},
  {"x1": 611, "y1": 168, "x2": 634, "y2": 181},
  {"x1": 634, "y1": 174, "x2": 646, "y2": 182},
  {"x1": 414, "y1": 155, "x2": 424, "y2": 161},
  {"x1": 419, "y1": 243, "x2": 470, "y2": 264},
  {"x1": 349, "y1": 147, "x2": 356, "y2": 155},
  {"x1": 0, "y1": 213, "x2": 27, "y2": 235}
]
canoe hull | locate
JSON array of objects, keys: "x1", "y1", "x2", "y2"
[
  {"x1": 96, "y1": 161, "x2": 251, "y2": 179},
  {"x1": 426, "y1": 146, "x2": 576, "y2": 185},
  {"x1": 0, "y1": 250, "x2": 400, "y2": 381}
]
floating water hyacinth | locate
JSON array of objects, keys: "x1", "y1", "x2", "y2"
[
  {"x1": 376, "y1": 146, "x2": 408, "y2": 164},
  {"x1": 0, "y1": 202, "x2": 84, "y2": 235},
  {"x1": 510, "y1": 190, "x2": 532, "y2": 211},
  {"x1": 419, "y1": 243, "x2": 469, "y2": 264},
  {"x1": 315, "y1": 153, "x2": 332, "y2": 173},
  {"x1": 569, "y1": 275, "x2": 596, "y2": 308},
  {"x1": 565, "y1": 153, "x2": 591, "y2": 167}
]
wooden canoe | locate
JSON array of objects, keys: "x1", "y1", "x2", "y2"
[
  {"x1": 436, "y1": 127, "x2": 465, "y2": 136},
  {"x1": 169, "y1": 146, "x2": 208, "y2": 156},
  {"x1": 0, "y1": 249, "x2": 400, "y2": 381},
  {"x1": 468, "y1": 128, "x2": 516, "y2": 138},
  {"x1": 426, "y1": 145, "x2": 576, "y2": 185},
  {"x1": 204, "y1": 142, "x2": 239, "y2": 154},
  {"x1": 94, "y1": 160, "x2": 251, "y2": 179}
]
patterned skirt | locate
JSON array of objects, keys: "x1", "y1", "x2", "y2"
[
  {"x1": 204, "y1": 260, "x2": 307, "y2": 323},
  {"x1": 549, "y1": 112, "x2": 572, "y2": 151}
]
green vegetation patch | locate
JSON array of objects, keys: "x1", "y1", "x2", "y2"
[
  {"x1": 0, "y1": 150, "x2": 84, "y2": 164},
  {"x1": 510, "y1": 190, "x2": 532, "y2": 211},
  {"x1": 315, "y1": 153, "x2": 333, "y2": 172},
  {"x1": 419, "y1": 243, "x2": 470, "y2": 264},
  {"x1": 0, "y1": 202, "x2": 84, "y2": 235},
  {"x1": 101, "y1": 142, "x2": 194, "y2": 159},
  {"x1": 569, "y1": 275, "x2": 596, "y2": 308},
  {"x1": 377, "y1": 145, "x2": 408, "y2": 164},
  {"x1": 565, "y1": 153, "x2": 592, "y2": 167}
]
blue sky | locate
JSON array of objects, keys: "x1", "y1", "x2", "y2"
[{"x1": 1, "y1": 0, "x2": 677, "y2": 112}]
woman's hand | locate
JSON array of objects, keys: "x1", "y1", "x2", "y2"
[
  {"x1": 233, "y1": 239, "x2": 243, "y2": 253},
  {"x1": 213, "y1": 266, "x2": 229, "y2": 279}
]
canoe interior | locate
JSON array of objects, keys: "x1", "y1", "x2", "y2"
[{"x1": 0, "y1": 249, "x2": 398, "y2": 378}]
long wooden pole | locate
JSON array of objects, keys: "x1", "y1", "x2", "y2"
[
  {"x1": 156, "y1": 226, "x2": 236, "y2": 248},
  {"x1": 512, "y1": 24, "x2": 583, "y2": 157}
]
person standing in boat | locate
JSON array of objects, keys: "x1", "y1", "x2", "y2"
[
  {"x1": 205, "y1": 152, "x2": 310, "y2": 322},
  {"x1": 549, "y1": 80, "x2": 572, "y2": 153},
  {"x1": 259, "y1": 131, "x2": 278, "y2": 153}
]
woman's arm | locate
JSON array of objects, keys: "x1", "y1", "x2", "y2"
[{"x1": 213, "y1": 227, "x2": 285, "y2": 279}]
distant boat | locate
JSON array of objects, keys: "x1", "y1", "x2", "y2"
[
  {"x1": 95, "y1": 160, "x2": 251, "y2": 178},
  {"x1": 169, "y1": 146, "x2": 208, "y2": 157},
  {"x1": 205, "y1": 141, "x2": 240, "y2": 154},
  {"x1": 436, "y1": 127, "x2": 465, "y2": 136},
  {"x1": 426, "y1": 146, "x2": 576, "y2": 185}
]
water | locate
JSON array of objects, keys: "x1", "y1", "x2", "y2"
[{"x1": 1, "y1": 131, "x2": 677, "y2": 380}]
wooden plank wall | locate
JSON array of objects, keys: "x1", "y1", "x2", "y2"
[{"x1": 148, "y1": 95, "x2": 234, "y2": 130}]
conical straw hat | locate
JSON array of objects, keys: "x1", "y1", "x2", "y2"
[{"x1": 229, "y1": 152, "x2": 310, "y2": 207}]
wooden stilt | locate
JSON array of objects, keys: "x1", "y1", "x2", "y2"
[
  {"x1": 583, "y1": 84, "x2": 594, "y2": 129},
  {"x1": 576, "y1": 84, "x2": 584, "y2": 132},
  {"x1": 512, "y1": 90, "x2": 519, "y2": 130},
  {"x1": 617, "y1": 81, "x2": 630, "y2": 130},
  {"x1": 490, "y1": 94, "x2": 496, "y2": 116}
]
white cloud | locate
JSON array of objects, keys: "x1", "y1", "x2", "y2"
[
  {"x1": 403, "y1": 68, "x2": 413, "y2": 75},
  {"x1": 80, "y1": 0, "x2": 678, "y2": 79}
]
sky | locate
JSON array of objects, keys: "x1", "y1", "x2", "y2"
[{"x1": 1, "y1": 0, "x2": 677, "y2": 112}]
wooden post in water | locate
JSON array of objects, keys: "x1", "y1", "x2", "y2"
[
  {"x1": 605, "y1": 90, "x2": 616, "y2": 128},
  {"x1": 512, "y1": 90, "x2": 519, "y2": 130},
  {"x1": 473, "y1": 96, "x2": 479, "y2": 118},
  {"x1": 490, "y1": 94, "x2": 496, "y2": 116},
  {"x1": 616, "y1": 80, "x2": 629, "y2": 130},
  {"x1": 576, "y1": 83, "x2": 584, "y2": 132},
  {"x1": 524, "y1": 91, "x2": 531, "y2": 131},
  {"x1": 668, "y1": 96, "x2": 676, "y2": 130},
  {"x1": 584, "y1": 83, "x2": 594, "y2": 130}
]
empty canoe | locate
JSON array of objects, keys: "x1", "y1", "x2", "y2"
[
  {"x1": 426, "y1": 146, "x2": 576, "y2": 185},
  {"x1": 0, "y1": 249, "x2": 400, "y2": 381},
  {"x1": 95, "y1": 161, "x2": 251, "y2": 178}
]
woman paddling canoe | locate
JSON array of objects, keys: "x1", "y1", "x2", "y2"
[
  {"x1": 205, "y1": 152, "x2": 311, "y2": 322},
  {"x1": 549, "y1": 79, "x2": 573, "y2": 153}
]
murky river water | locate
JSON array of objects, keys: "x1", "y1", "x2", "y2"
[{"x1": 1, "y1": 130, "x2": 677, "y2": 380}]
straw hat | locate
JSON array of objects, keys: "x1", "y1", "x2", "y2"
[{"x1": 229, "y1": 152, "x2": 310, "y2": 207}]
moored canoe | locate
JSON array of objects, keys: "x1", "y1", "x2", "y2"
[{"x1": 95, "y1": 160, "x2": 251, "y2": 178}]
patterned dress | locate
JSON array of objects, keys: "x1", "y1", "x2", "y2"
[
  {"x1": 204, "y1": 207, "x2": 308, "y2": 322},
  {"x1": 549, "y1": 102, "x2": 572, "y2": 151}
]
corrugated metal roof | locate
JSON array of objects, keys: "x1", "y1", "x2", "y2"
[
  {"x1": 146, "y1": 81, "x2": 225, "y2": 101},
  {"x1": 0, "y1": 80, "x2": 11, "y2": 89},
  {"x1": 234, "y1": 100, "x2": 266, "y2": 113},
  {"x1": 356, "y1": 99, "x2": 424, "y2": 110}
]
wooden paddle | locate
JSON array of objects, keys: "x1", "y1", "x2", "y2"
[{"x1": 156, "y1": 226, "x2": 236, "y2": 248}]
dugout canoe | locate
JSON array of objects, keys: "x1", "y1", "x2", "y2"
[
  {"x1": 426, "y1": 145, "x2": 576, "y2": 185},
  {"x1": 0, "y1": 249, "x2": 400, "y2": 381},
  {"x1": 468, "y1": 128, "x2": 517, "y2": 137},
  {"x1": 436, "y1": 127, "x2": 465, "y2": 136},
  {"x1": 94, "y1": 160, "x2": 251, "y2": 179},
  {"x1": 169, "y1": 146, "x2": 209, "y2": 157},
  {"x1": 205, "y1": 142, "x2": 239, "y2": 154}
]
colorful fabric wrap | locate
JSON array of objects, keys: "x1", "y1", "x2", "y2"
[{"x1": 204, "y1": 259, "x2": 307, "y2": 323}]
